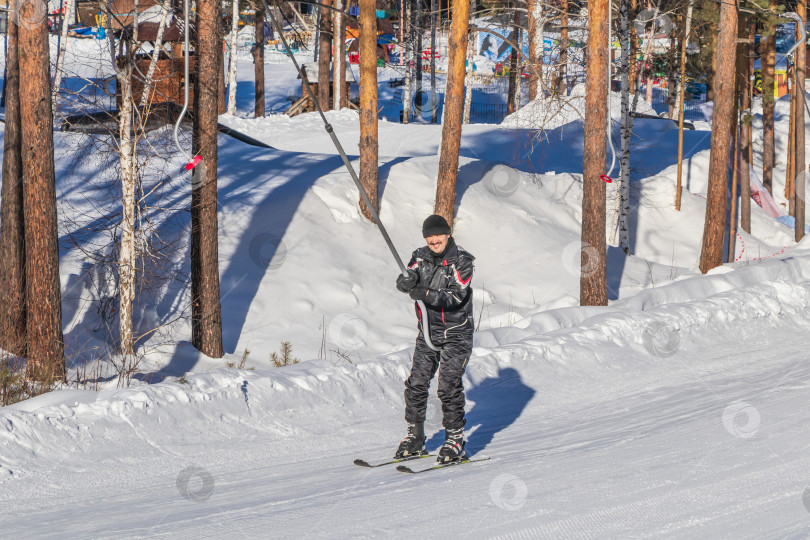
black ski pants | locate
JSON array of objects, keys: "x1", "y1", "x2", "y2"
[{"x1": 404, "y1": 331, "x2": 472, "y2": 430}]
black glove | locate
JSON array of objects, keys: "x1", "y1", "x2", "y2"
[
  {"x1": 409, "y1": 286, "x2": 430, "y2": 301},
  {"x1": 396, "y1": 270, "x2": 419, "y2": 292}
]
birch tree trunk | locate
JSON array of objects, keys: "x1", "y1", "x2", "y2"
[
  {"x1": 0, "y1": 9, "x2": 26, "y2": 357},
  {"x1": 218, "y1": 14, "x2": 226, "y2": 115},
  {"x1": 416, "y1": 1, "x2": 423, "y2": 111},
  {"x1": 18, "y1": 0, "x2": 65, "y2": 382},
  {"x1": 463, "y1": 27, "x2": 473, "y2": 124},
  {"x1": 192, "y1": 0, "x2": 224, "y2": 357},
  {"x1": 761, "y1": 0, "x2": 777, "y2": 196},
  {"x1": 666, "y1": 34, "x2": 677, "y2": 119},
  {"x1": 699, "y1": 0, "x2": 736, "y2": 273},
  {"x1": 430, "y1": 0, "x2": 437, "y2": 123},
  {"x1": 610, "y1": 0, "x2": 631, "y2": 252},
  {"x1": 558, "y1": 0, "x2": 568, "y2": 94},
  {"x1": 333, "y1": 0, "x2": 343, "y2": 108},
  {"x1": 628, "y1": 0, "x2": 637, "y2": 94},
  {"x1": 52, "y1": 0, "x2": 75, "y2": 113},
  {"x1": 403, "y1": 0, "x2": 412, "y2": 123},
  {"x1": 581, "y1": 0, "x2": 609, "y2": 305},
  {"x1": 139, "y1": 0, "x2": 171, "y2": 111},
  {"x1": 359, "y1": 0, "x2": 379, "y2": 221},
  {"x1": 434, "y1": 0, "x2": 471, "y2": 225},
  {"x1": 227, "y1": 0, "x2": 239, "y2": 115},
  {"x1": 114, "y1": 34, "x2": 137, "y2": 357},
  {"x1": 515, "y1": 28, "x2": 522, "y2": 110}
]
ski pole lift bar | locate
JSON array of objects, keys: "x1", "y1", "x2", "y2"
[
  {"x1": 262, "y1": 0, "x2": 442, "y2": 352},
  {"x1": 172, "y1": 0, "x2": 202, "y2": 175}
]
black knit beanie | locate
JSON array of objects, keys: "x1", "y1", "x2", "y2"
[{"x1": 422, "y1": 214, "x2": 452, "y2": 237}]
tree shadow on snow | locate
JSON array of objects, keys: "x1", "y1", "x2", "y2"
[
  {"x1": 424, "y1": 366, "x2": 535, "y2": 455},
  {"x1": 144, "y1": 144, "x2": 346, "y2": 380}
]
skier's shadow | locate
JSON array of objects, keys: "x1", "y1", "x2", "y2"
[{"x1": 425, "y1": 367, "x2": 535, "y2": 455}]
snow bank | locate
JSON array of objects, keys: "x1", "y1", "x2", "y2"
[
  {"x1": 501, "y1": 84, "x2": 661, "y2": 130},
  {"x1": 4, "y1": 248, "x2": 810, "y2": 477}
]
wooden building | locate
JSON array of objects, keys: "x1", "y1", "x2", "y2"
[{"x1": 285, "y1": 62, "x2": 358, "y2": 116}]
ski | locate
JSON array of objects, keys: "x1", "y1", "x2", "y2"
[
  {"x1": 353, "y1": 454, "x2": 434, "y2": 468},
  {"x1": 396, "y1": 456, "x2": 491, "y2": 474}
]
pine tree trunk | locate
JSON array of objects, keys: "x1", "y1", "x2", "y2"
[
  {"x1": 581, "y1": 0, "x2": 608, "y2": 306},
  {"x1": 358, "y1": 0, "x2": 379, "y2": 221},
  {"x1": 761, "y1": 0, "x2": 777, "y2": 196},
  {"x1": 699, "y1": 0, "x2": 736, "y2": 274},
  {"x1": 727, "y1": 40, "x2": 744, "y2": 263},
  {"x1": 795, "y1": 0, "x2": 806, "y2": 241},
  {"x1": 227, "y1": 0, "x2": 239, "y2": 114},
  {"x1": 318, "y1": 0, "x2": 333, "y2": 109},
  {"x1": 338, "y1": 0, "x2": 347, "y2": 108},
  {"x1": 434, "y1": 0, "x2": 470, "y2": 226},
  {"x1": 18, "y1": 0, "x2": 65, "y2": 381},
  {"x1": 527, "y1": 0, "x2": 540, "y2": 101},
  {"x1": 675, "y1": 0, "x2": 693, "y2": 211},
  {"x1": 254, "y1": 6, "x2": 265, "y2": 117},
  {"x1": 787, "y1": 75, "x2": 796, "y2": 214},
  {"x1": 0, "y1": 12, "x2": 26, "y2": 357},
  {"x1": 192, "y1": 0, "x2": 224, "y2": 357},
  {"x1": 506, "y1": 8, "x2": 518, "y2": 114},
  {"x1": 739, "y1": 17, "x2": 754, "y2": 234}
]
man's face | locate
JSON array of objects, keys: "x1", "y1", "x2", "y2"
[{"x1": 426, "y1": 234, "x2": 450, "y2": 254}]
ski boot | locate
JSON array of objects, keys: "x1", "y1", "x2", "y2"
[
  {"x1": 438, "y1": 426, "x2": 466, "y2": 463},
  {"x1": 395, "y1": 422, "x2": 426, "y2": 458}
]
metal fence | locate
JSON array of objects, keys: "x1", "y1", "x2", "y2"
[
  {"x1": 407, "y1": 92, "x2": 508, "y2": 123},
  {"x1": 641, "y1": 85, "x2": 708, "y2": 122}
]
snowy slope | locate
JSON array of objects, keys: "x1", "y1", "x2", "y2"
[
  {"x1": 4, "y1": 36, "x2": 810, "y2": 538},
  {"x1": 5, "y1": 253, "x2": 810, "y2": 537},
  {"x1": 52, "y1": 114, "x2": 801, "y2": 373}
]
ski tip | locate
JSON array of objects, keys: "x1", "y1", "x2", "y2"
[
  {"x1": 396, "y1": 465, "x2": 415, "y2": 473},
  {"x1": 354, "y1": 459, "x2": 372, "y2": 467}
]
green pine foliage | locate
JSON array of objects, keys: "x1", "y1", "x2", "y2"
[
  {"x1": 271, "y1": 341, "x2": 300, "y2": 367},
  {"x1": 226, "y1": 348, "x2": 254, "y2": 370}
]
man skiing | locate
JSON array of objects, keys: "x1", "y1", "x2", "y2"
[{"x1": 394, "y1": 215, "x2": 475, "y2": 463}]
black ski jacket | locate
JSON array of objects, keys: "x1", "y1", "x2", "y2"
[{"x1": 405, "y1": 238, "x2": 475, "y2": 343}]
